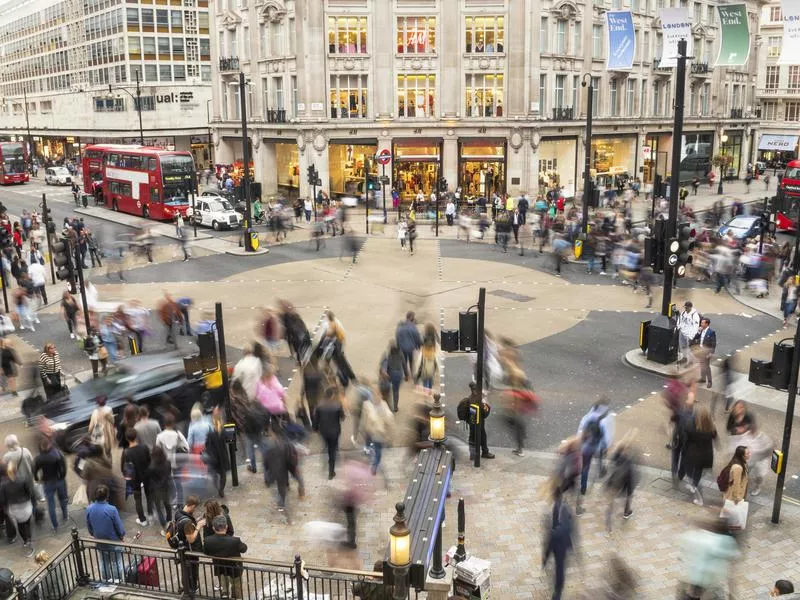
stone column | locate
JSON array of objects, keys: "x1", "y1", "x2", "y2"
[
  {"x1": 506, "y1": 0, "x2": 526, "y2": 117},
  {"x1": 442, "y1": 137, "x2": 458, "y2": 192},
  {"x1": 439, "y1": 1, "x2": 458, "y2": 118},
  {"x1": 295, "y1": 0, "x2": 326, "y2": 121},
  {"x1": 256, "y1": 139, "x2": 278, "y2": 196},
  {"x1": 373, "y1": 0, "x2": 392, "y2": 118},
  {"x1": 507, "y1": 129, "x2": 526, "y2": 197},
  {"x1": 298, "y1": 133, "x2": 329, "y2": 201}
]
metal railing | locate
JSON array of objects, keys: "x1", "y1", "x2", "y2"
[
  {"x1": 690, "y1": 61, "x2": 709, "y2": 74},
  {"x1": 8, "y1": 530, "x2": 408, "y2": 600},
  {"x1": 551, "y1": 106, "x2": 574, "y2": 120},
  {"x1": 265, "y1": 108, "x2": 287, "y2": 123},
  {"x1": 218, "y1": 57, "x2": 240, "y2": 72},
  {"x1": 730, "y1": 108, "x2": 744, "y2": 119}
]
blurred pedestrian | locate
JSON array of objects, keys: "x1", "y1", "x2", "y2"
[
  {"x1": 144, "y1": 446, "x2": 172, "y2": 535},
  {"x1": 682, "y1": 406, "x2": 716, "y2": 506},
  {"x1": 360, "y1": 392, "x2": 393, "y2": 479},
  {"x1": 721, "y1": 446, "x2": 750, "y2": 507},
  {"x1": 1, "y1": 338, "x2": 22, "y2": 396},
  {"x1": 677, "y1": 301, "x2": 700, "y2": 364},
  {"x1": 158, "y1": 292, "x2": 183, "y2": 348},
  {"x1": 121, "y1": 428, "x2": 151, "y2": 526},
  {"x1": 300, "y1": 356, "x2": 324, "y2": 428},
  {"x1": 605, "y1": 439, "x2": 637, "y2": 529},
  {"x1": 337, "y1": 458, "x2": 372, "y2": 550},
  {"x1": 33, "y1": 437, "x2": 68, "y2": 533},
  {"x1": 576, "y1": 398, "x2": 613, "y2": 514},
  {"x1": 771, "y1": 580, "x2": 795, "y2": 596},
  {"x1": 379, "y1": 339, "x2": 407, "y2": 412},
  {"x1": 742, "y1": 424, "x2": 773, "y2": 497},
  {"x1": 679, "y1": 517, "x2": 738, "y2": 599},
  {"x1": 84, "y1": 327, "x2": 108, "y2": 378},
  {"x1": 204, "y1": 409, "x2": 231, "y2": 498},
  {"x1": 38, "y1": 343, "x2": 63, "y2": 399},
  {"x1": 263, "y1": 421, "x2": 305, "y2": 514},
  {"x1": 232, "y1": 344, "x2": 263, "y2": 402},
  {"x1": 88, "y1": 397, "x2": 114, "y2": 461},
  {"x1": 314, "y1": 387, "x2": 344, "y2": 479},
  {"x1": 155, "y1": 413, "x2": 189, "y2": 503},
  {"x1": 134, "y1": 405, "x2": 162, "y2": 451},
  {"x1": 395, "y1": 311, "x2": 422, "y2": 376},
  {"x1": 117, "y1": 401, "x2": 138, "y2": 449},
  {"x1": 726, "y1": 400, "x2": 755, "y2": 436},
  {"x1": 230, "y1": 381, "x2": 269, "y2": 473},
  {"x1": 542, "y1": 487, "x2": 577, "y2": 600},
  {"x1": 203, "y1": 514, "x2": 247, "y2": 600},
  {"x1": 256, "y1": 364, "x2": 287, "y2": 417},
  {"x1": 201, "y1": 499, "x2": 234, "y2": 538},
  {"x1": 414, "y1": 328, "x2": 439, "y2": 393},
  {"x1": 0, "y1": 461, "x2": 36, "y2": 555},
  {"x1": 457, "y1": 382, "x2": 494, "y2": 461},
  {"x1": 279, "y1": 300, "x2": 312, "y2": 364},
  {"x1": 186, "y1": 403, "x2": 213, "y2": 453}
]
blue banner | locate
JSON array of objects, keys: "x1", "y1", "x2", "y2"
[{"x1": 606, "y1": 10, "x2": 635, "y2": 71}]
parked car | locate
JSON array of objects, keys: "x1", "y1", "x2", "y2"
[
  {"x1": 44, "y1": 167, "x2": 72, "y2": 185},
  {"x1": 755, "y1": 161, "x2": 767, "y2": 175},
  {"x1": 190, "y1": 197, "x2": 243, "y2": 230},
  {"x1": 716, "y1": 215, "x2": 762, "y2": 244},
  {"x1": 22, "y1": 353, "x2": 219, "y2": 451}
]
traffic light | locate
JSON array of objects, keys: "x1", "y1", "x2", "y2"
[
  {"x1": 0, "y1": 227, "x2": 10, "y2": 250},
  {"x1": 51, "y1": 237, "x2": 74, "y2": 282},
  {"x1": 439, "y1": 177, "x2": 447, "y2": 193},
  {"x1": 647, "y1": 218, "x2": 666, "y2": 274},
  {"x1": 675, "y1": 222, "x2": 695, "y2": 277},
  {"x1": 42, "y1": 206, "x2": 56, "y2": 234},
  {"x1": 760, "y1": 210, "x2": 770, "y2": 231},
  {"x1": 306, "y1": 165, "x2": 319, "y2": 186},
  {"x1": 366, "y1": 175, "x2": 381, "y2": 191}
]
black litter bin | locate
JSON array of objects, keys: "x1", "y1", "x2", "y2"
[
  {"x1": 441, "y1": 329, "x2": 459, "y2": 352},
  {"x1": 646, "y1": 315, "x2": 677, "y2": 365},
  {"x1": 459, "y1": 311, "x2": 478, "y2": 351},
  {"x1": 749, "y1": 358, "x2": 773, "y2": 386},
  {"x1": 772, "y1": 339, "x2": 794, "y2": 391}
]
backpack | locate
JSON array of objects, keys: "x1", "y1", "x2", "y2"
[
  {"x1": 457, "y1": 398, "x2": 471, "y2": 422},
  {"x1": 165, "y1": 514, "x2": 190, "y2": 549},
  {"x1": 717, "y1": 464, "x2": 732, "y2": 492},
  {"x1": 584, "y1": 413, "x2": 607, "y2": 446}
]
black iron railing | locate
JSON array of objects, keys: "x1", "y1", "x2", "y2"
[
  {"x1": 551, "y1": 106, "x2": 574, "y2": 120},
  {"x1": 266, "y1": 108, "x2": 287, "y2": 123},
  {"x1": 730, "y1": 108, "x2": 744, "y2": 119},
  {"x1": 690, "y1": 62, "x2": 709, "y2": 74},
  {"x1": 7, "y1": 530, "x2": 410, "y2": 600},
  {"x1": 218, "y1": 57, "x2": 240, "y2": 72}
]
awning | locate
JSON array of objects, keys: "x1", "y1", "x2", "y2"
[{"x1": 758, "y1": 134, "x2": 799, "y2": 151}]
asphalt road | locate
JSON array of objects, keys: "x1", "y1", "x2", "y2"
[{"x1": 442, "y1": 309, "x2": 780, "y2": 453}]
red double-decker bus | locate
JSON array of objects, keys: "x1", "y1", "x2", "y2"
[
  {"x1": 82, "y1": 144, "x2": 194, "y2": 220},
  {"x1": 775, "y1": 159, "x2": 800, "y2": 232},
  {"x1": 0, "y1": 142, "x2": 30, "y2": 185}
]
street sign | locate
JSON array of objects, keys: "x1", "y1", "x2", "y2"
[
  {"x1": 376, "y1": 149, "x2": 391, "y2": 165},
  {"x1": 379, "y1": 175, "x2": 390, "y2": 184}
]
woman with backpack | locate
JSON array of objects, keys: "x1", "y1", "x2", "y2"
[
  {"x1": 682, "y1": 406, "x2": 717, "y2": 506},
  {"x1": 721, "y1": 446, "x2": 750, "y2": 505},
  {"x1": 88, "y1": 397, "x2": 114, "y2": 461}
]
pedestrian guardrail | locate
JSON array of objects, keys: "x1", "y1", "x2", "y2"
[{"x1": 7, "y1": 530, "x2": 413, "y2": 600}]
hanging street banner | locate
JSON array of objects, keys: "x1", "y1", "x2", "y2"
[
  {"x1": 606, "y1": 10, "x2": 635, "y2": 71},
  {"x1": 659, "y1": 7, "x2": 693, "y2": 68},
  {"x1": 716, "y1": 4, "x2": 750, "y2": 66},
  {"x1": 779, "y1": 0, "x2": 800, "y2": 65}
]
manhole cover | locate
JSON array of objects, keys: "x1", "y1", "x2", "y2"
[{"x1": 489, "y1": 289, "x2": 535, "y2": 302}]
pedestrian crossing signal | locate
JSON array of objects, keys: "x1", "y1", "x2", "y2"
[{"x1": 772, "y1": 449, "x2": 784, "y2": 474}]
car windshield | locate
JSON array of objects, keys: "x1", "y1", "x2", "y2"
[
  {"x1": 52, "y1": 167, "x2": 69, "y2": 175},
  {"x1": 727, "y1": 217, "x2": 754, "y2": 230},
  {"x1": 209, "y1": 200, "x2": 232, "y2": 211},
  {"x1": 90, "y1": 370, "x2": 139, "y2": 395}
]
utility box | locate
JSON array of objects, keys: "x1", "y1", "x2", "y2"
[
  {"x1": 646, "y1": 315, "x2": 677, "y2": 365},
  {"x1": 772, "y1": 339, "x2": 794, "y2": 391},
  {"x1": 459, "y1": 311, "x2": 478, "y2": 351},
  {"x1": 749, "y1": 358, "x2": 773, "y2": 386}
]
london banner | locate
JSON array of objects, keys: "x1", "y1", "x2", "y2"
[
  {"x1": 716, "y1": 4, "x2": 750, "y2": 66},
  {"x1": 606, "y1": 10, "x2": 635, "y2": 71},
  {"x1": 779, "y1": 0, "x2": 800, "y2": 65},
  {"x1": 659, "y1": 7, "x2": 693, "y2": 68}
]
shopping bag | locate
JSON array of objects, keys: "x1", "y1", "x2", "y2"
[
  {"x1": 72, "y1": 483, "x2": 89, "y2": 508},
  {"x1": 719, "y1": 499, "x2": 749, "y2": 530}
]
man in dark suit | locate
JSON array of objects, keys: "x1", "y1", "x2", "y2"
[
  {"x1": 695, "y1": 317, "x2": 717, "y2": 388},
  {"x1": 203, "y1": 515, "x2": 247, "y2": 599}
]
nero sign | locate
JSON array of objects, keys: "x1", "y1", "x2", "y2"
[{"x1": 156, "y1": 92, "x2": 194, "y2": 104}]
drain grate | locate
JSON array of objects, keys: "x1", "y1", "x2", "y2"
[{"x1": 489, "y1": 289, "x2": 535, "y2": 302}]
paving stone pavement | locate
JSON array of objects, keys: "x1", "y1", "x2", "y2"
[{"x1": 3, "y1": 446, "x2": 799, "y2": 600}]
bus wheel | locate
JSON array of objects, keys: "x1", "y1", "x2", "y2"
[
  {"x1": 143, "y1": 206, "x2": 150, "y2": 219},
  {"x1": 112, "y1": 200, "x2": 119, "y2": 211}
]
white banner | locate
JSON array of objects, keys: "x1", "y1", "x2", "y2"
[
  {"x1": 778, "y1": 0, "x2": 800, "y2": 65},
  {"x1": 659, "y1": 8, "x2": 693, "y2": 68}
]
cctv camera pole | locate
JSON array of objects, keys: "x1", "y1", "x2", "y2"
[
  {"x1": 42, "y1": 193, "x2": 56, "y2": 284},
  {"x1": 215, "y1": 301, "x2": 238, "y2": 487},
  {"x1": 759, "y1": 196, "x2": 769, "y2": 255},
  {"x1": 772, "y1": 311, "x2": 800, "y2": 524},
  {"x1": 473, "y1": 287, "x2": 486, "y2": 469},
  {"x1": 661, "y1": 38, "x2": 688, "y2": 317},
  {"x1": 238, "y1": 71, "x2": 254, "y2": 252},
  {"x1": 0, "y1": 262, "x2": 8, "y2": 313},
  {"x1": 364, "y1": 158, "x2": 370, "y2": 235}
]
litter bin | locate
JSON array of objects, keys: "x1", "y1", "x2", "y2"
[
  {"x1": 459, "y1": 310, "x2": 478, "y2": 351},
  {"x1": 248, "y1": 229, "x2": 260, "y2": 251},
  {"x1": 772, "y1": 339, "x2": 793, "y2": 391},
  {"x1": 646, "y1": 315, "x2": 677, "y2": 364}
]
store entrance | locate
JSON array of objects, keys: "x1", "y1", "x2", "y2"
[
  {"x1": 458, "y1": 139, "x2": 506, "y2": 201},
  {"x1": 329, "y1": 142, "x2": 377, "y2": 198},
  {"x1": 392, "y1": 140, "x2": 442, "y2": 204}
]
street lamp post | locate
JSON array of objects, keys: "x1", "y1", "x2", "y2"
[
  {"x1": 581, "y1": 73, "x2": 594, "y2": 234},
  {"x1": 22, "y1": 88, "x2": 33, "y2": 173},
  {"x1": 718, "y1": 133, "x2": 728, "y2": 195},
  {"x1": 388, "y1": 502, "x2": 411, "y2": 600},
  {"x1": 206, "y1": 99, "x2": 214, "y2": 173},
  {"x1": 238, "y1": 72, "x2": 255, "y2": 252},
  {"x1": 109, "y1": 71, "x2": 144, "y2": 145}
]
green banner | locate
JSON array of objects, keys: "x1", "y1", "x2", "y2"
[{"x1": 716, "y1": 4, "x2": 750, "y2": 66}]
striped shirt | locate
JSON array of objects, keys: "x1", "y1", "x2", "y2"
[{"x1": 39, "y1": 351, "x2": 62, "y2": 375}]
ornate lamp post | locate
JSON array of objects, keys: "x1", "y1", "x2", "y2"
[{"x1": 388, "y1": 502, "x2": 411, "y2": 600}]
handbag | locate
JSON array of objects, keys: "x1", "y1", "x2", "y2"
[
  {"x1": 97, "y1": 346, "x2": 109, "y2": 360},
  {"x1": 72, "y1": 483, "x2": 89, "y2": 508},
  {"x1": 720, "y1": 499, "x2": 749, "y2": 529}
]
